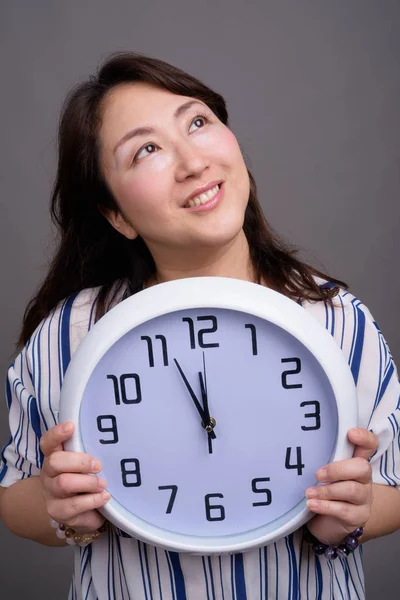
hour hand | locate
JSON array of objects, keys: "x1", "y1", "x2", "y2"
[{"x1": 198, "y1": 371, "x2": 216, "y2": 440}]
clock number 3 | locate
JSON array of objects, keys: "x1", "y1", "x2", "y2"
[{"x1": 301, "y1": 400, "x2": 321, "y2": 431}]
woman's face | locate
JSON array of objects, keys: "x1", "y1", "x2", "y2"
[{"x1": 99, "y1": 82, "x2": 250, "y2": 265}]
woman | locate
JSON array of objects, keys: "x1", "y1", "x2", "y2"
[{"x1": 0, "y1": 52, "x2": 399, "y2": 599}]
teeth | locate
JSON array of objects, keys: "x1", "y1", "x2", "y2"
[{"x1": 185, "y1": 184, "x2": 220, "y2": 208}]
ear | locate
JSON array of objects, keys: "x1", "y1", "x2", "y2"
[{"x1": 99, "y1": 207, "x2": 138, "y2": 240}]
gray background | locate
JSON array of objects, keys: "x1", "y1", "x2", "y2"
[{"x1": 0, "y1": 1, "x2": 399, "y2": 598}]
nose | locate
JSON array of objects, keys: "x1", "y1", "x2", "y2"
[{"x1": 174, "y1": 139, "x2": 209, "y2": 182}]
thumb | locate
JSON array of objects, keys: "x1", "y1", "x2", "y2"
[
  {"x1": 40, "y1": 422, "x2": 75, "y2": 456},
  {"x1": 348, "y1": 428, "x2": 378, "y2": 461}
]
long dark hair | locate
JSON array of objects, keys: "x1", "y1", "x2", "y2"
[{"x1": 19, "y1": 51, "x2": 347, "y2": 346}]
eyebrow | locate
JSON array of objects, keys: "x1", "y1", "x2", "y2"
[{"x1": 113, "y1": 99, "x2": 206, "y2": 155}]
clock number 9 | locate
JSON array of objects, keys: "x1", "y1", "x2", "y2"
[
  {"x1": 182, "y1": 316, "x2": 219, "y2": 349},
  {"x1": 205, "y1": 493, "x2": 225, "y2": 521},
  {"x1": 121, "y1": 458, "x2": 142, "y2": 487},
  {"x1": 97, "y1": 415, "x2": 119, "y2": 444}
]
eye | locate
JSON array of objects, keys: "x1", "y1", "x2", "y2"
[
  {"x1": 188, "y1": 113, "x2": 210, "y2": 133},
  {"x1": 133, "y1": 143, "x2": 159, "y2": 163}
]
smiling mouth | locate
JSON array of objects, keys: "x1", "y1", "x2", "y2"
[{"x1": 184, "y1": 183, "x2": 222, "y2": 208}]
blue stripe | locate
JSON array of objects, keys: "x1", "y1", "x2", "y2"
[
  {"x1": 208, "y1": 557, "x2": 216, "y2": 600},
  {"x1": 169, "y1": 552, "x2": 186, "y2": 600},
  {"x1": 165, "y1": 551, "x2": 177, "y2": 600},
  {"x1": 234, "y1": 554, "x2": 247, "y2": 600},
  {"x1": 29, "y1": 396, "x2": 44, "y2": 467},
  {"x1": 218, "y1": 556, "x2": 225, "y2": 600},
  {"x1": 138, "y1": 542, "x2": 150, "y2": 600},
  {"x1": 61, "y1": 294, "x2": 79, "y2": 376},
  {"x1": 330, "y1": 303, "x2": 335, "y2": 337},
  {"x1": 143, "y1": 543, "x2": 154, "y2": 599},
  {"x1": 202, "y1": 557, "x2": 211, "y2": 600},
  {"x1": 154, "y1": 548, "x2": 163, "y2": 600},
  {"x1": 314, "y1": 555, "x2": 323, "y2": 600},
  {"x1": 287, "y1": 535, "x2": 299, "y2": 599},
  {"x1": 338, "y1": 295, "x2": 346, "y2": 350},
  {"x1": 115, "y1": 536, "x2": 129, "y2": 600},
  {"x1": 350, "y1": 301, "x2": 366, "y2": 385},
  {"x1": 230, "y1": 555, "x2": 235, "y2": 600},
  {"x1": 273, "y1": 544, "x2": 279, "y2": 600}
]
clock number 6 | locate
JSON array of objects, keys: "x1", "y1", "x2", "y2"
[{"x1": 205, "y1": 493, "x2": 225, "y2": 521}]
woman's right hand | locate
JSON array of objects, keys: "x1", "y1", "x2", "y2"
[{"x1": 39, "y1": 421, "x2": 110, "y2": 533}]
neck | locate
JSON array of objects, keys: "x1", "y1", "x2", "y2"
[{"x1": 148, "y1": 230, "x2": 257, "y2": 286}]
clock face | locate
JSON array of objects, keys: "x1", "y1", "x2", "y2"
[{"x1": 79, "y1": 307, "x2": 338, "y2": 539}]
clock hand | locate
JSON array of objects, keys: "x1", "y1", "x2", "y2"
[
  {"x1": 198, "y1": 370, "x2": 216, "y2": 439},
  {"x1": 173, "y1": 358, "x2": 206, "y2": 422}
]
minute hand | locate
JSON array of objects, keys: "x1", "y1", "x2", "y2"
[{"x1": 173, "y1": 359, "x2": 216, "y2": 439}]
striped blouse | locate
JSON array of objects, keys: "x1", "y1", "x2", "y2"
[{"x1": 1, "y1": 281, "x2": 399, "y2": 600}]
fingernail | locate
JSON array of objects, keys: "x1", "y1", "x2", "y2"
[
  {"x1": 91, "y1": 460, "x2": 102, "y2": 472},
  {"x1": 307, "y1": 499, "x2": 319, "y2": 510},
  {"x1": 306, "y1": 487, "x2": 318, "y2": 499},
  {"x1": 62, "y1": 422, "x2": 73, "y2": 434},
  {"x1": 317, "y1": 468, "x2": 328, "y2": 481},
  {"x1": 102, "y1": 491, "x2": 111, "y2": 501},
  {"x1": 98, "y1": 478, "x2": 107, "y2": 490}
]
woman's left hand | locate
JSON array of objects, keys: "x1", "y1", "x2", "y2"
[{"x1": 305, "y1": 428, "x2": 378, "y2": 545}]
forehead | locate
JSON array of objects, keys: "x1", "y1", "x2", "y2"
[{"x1": 99, "y1": 82, "x2": 198, "y2": 150}]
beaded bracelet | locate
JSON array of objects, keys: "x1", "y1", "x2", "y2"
[
  {"x1": 303, "y1": 525, "x2": 364, "y2": 560},
  {"x1": 50, "y1": 519, "x2": 107, "y2": 547}
]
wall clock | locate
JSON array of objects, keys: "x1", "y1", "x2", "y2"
[{"x1": 60, "y1": 277, "x2": 358, "y2": 554}]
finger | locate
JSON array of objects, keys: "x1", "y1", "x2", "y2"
[
  {"x1": 66, "y1": 510, "x2": 107, "y2": 533},
  {"x1": 44, "y1": 451, "x2": 102, "y2": 478},
  {"x1": 40, "y1": 422, "x2": 75, "y2": 456},
  {"x1": 306, "y1": 497, "x2": 370, "y2": 528},
  {"x1": 52, "y1": 474, "x2": 107, "y2": 498},
  {"x1": 306, "y1": 480, "x2": 369, "y2": 505},
  {"x1": 48, "y1": 490, "x2": 111, "y2": 524},
  {"x1": 49, "y1": 509, "x2": 106, "y2": 534},
  {"x1": 316, "y1": 457, "x2": 372, "y2": 485},
  {"x1": 348, "y1": 428, "x2": 379, "y2": 460}
]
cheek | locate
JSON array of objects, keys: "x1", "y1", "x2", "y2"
[{"x1": 113, "y1": 165, "x2": 172, "y2": 217}]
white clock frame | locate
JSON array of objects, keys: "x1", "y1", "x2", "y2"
[{"x1": 60, "y1": 277, "x2": 358, "y2": 554}]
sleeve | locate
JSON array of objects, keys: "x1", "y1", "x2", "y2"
[
  {"x1": 0, "y1": 288, "x2": 102, "y2": 489},
  {"x1": 355, "y1": 304, "x2": 400, "y2": 488},
  {"x1": 0, "y1": 345, "x2": 44, "y2": 486},
  {"x1": 305, "y1": 288, "x2": 400, "y2": 487}
]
